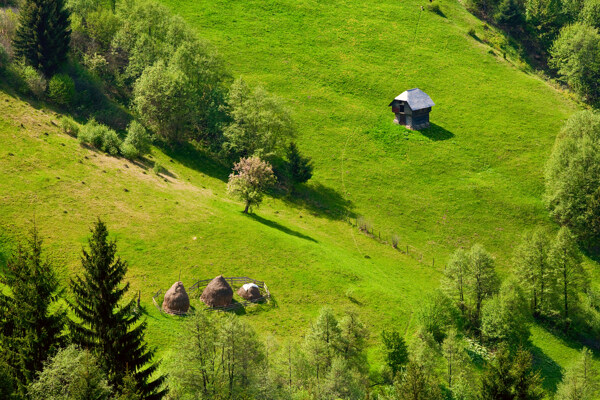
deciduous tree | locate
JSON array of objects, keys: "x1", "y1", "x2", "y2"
[
  {"x1": 223, "y1": 78, "x2": 295, "y2": 159},
  {"x1": 555, "y1": 347, "x2": 599, "y2": 400},
  {"x1": 545, "y1": 110, "x2": 600, "y2": 249},
  {"x1": 28, "y1": 345, "x2": 112, "y2": 400},
  {"x1": 550, "y1": 24, "x2": 600, "y2": 103},
  {"x1": 548, "y1": 226, "x2": 588, "y2": 322},
  {"x1": 227, "y1": 156, "x2": 276, "y2": 213}
]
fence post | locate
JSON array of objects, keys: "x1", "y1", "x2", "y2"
[{"x1": 406, "y1": 245, "x2": 409, "y2": 255}]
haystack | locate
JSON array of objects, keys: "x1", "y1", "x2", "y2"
[
  {"x1": 162, "y1": 281, "x2": 190, "y2": 315},
  {"x1": 201, "y1": 275, "x2": 233, "y2": 307},
  {"x1": 237, "y1": 282, "x2": 262, "y2": 301}
]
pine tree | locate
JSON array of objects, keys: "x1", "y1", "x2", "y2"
[
  {"x1": 0, "y1": 225, "x2": 65, "y2": 397},
  {"x1": 286, "y1": 142, "x2": 313, "y2": 186},
  {"x1": 381, "y1": 330, "x2": 409, "y2": 378},
  {"x1": 511, "y1": 349, "x2": 544, "y2": 400},
  {"x1": 69, "y1": 219, "x2": 166, "y2": 400},
  {"x1": 480, "y1": 346, "x2": 514, "y2": 400},
  {"x1": 12, "y1": 0, "x2": 71, "y2": 76}
]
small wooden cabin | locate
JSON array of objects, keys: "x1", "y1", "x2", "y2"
[{"x1": 389, "y1": 88, "x2": 435, "y2": 130}]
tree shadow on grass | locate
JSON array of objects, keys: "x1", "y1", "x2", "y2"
[
  {"x1": 280, "y1": 182, "x2": 354, "y2": 221},
  {"x1": 156, "y1": 141, "x2": 230, "y2": 182},
  {"x1": 420, "y1": 122, "x2": 454, "y2": 141},
  {"x1": 529, "y1": 344, "x2": 563, "y2": 393},
  {"x1": 246, "y1": 213, "x2": 318, "y2": 243}
]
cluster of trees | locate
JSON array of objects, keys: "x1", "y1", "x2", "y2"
[
  {"x1": 0, "y1": 0, "x2": 313, "y2": 203},
  {"x1": 545, "y1": 110, "x2": 600, "y2": 250},
  {"x1": 0, "y1": 221, "x2": 165, "y2": 399},
  {"x1": 0, "y1": 220, "x2": 597, "y2": 399},
  {"x1": 466, "y1": 0, "x2": 600, "y2": 103}
]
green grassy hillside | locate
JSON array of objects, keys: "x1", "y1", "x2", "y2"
[{"x1": 0, "y1": 0, "x2": 595, "y2": 392}]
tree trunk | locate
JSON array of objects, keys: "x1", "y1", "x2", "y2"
[{"x1": 243, "y1": 202, "x2": 250, "y2": 214}]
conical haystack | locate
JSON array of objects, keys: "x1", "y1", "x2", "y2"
[
  {"x1": 162, "y1": 281, "x2": 190, "y2": 315},
  {"x1": 201, "y1": 275, "x2": 233, "y2": 307},
  {"x1": 237, "y1": 282, "x2": 262, "y2": 301}
]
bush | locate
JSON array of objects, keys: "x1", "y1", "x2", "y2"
[
  {"x1": 59, "y1": 116, "x2": 79, "y2": 137},
  {"x1": 47, "y1": 73, "x2": 75, "y2": 106},
  {"x1": 102, "y1": 129, "x2": 122, "y2": 156},
  {"x1": 78, "y1": 119, "x2": 105, "y2": 148},
  {"x1": 152, "y1": 161, "x2": 163, "y2": 175},
  {"x1": 78, "y1": 119, "x2": 121, "y2": 156},
  {"x1": 426, "y1": 3, "x2": 444, "y2": 16},
  {"x1": 120, "y1": 143, "x2": 139, "y2": 160},
  {"x1": 120, "y1": 120, "x2": 151, "y2": 159},
  {"x1": 17, "y1": 64, "x2": 47, "y2": 99}
]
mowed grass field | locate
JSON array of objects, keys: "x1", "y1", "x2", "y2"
[{"x1": 0, "y1": 0, "x2": 596, "y2": 392}]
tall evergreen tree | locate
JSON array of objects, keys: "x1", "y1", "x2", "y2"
[
  {"x1": 0, "y1": 225, "x2": 65, "y2": 397},
  {"x1": 12, "y1": 0, "x2": 71, "y2": 76},
  {"x1": 286, "y1": 142, "x2": 313, "y2": 186},
  {"x1": 69, "y1": 220, "x2": 166, "y2": 400},
  {"x1": 480, "y1": 346, "x2": 543, "y2": 400},
  {"x1": 381, "y1": 330, "x2": 409, "y2": 378}
]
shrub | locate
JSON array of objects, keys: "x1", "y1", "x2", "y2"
[
  {"x1": 59, "y1": 116, "x2": 79, "y2": 137},
  {"x1": 120, "y1": 143, "x2": 139, "y2": 160},
  {"x1": 78, "y1": 119, "x2": 105, "y2": 148},
  {"x1": 78, "y1": 119, "x2": 121, "y2": 155},
  {"x1": 468, "y1": 27, "x2": 477, "y2": 38},
  {"x1": 47, "y1": 73, "x2": 75, "y2": 106},
  {"x1": 17, "y1": 64, "x2": 47, "y2": 99},
  {"x1": 121, "y1": 121, "x2": 151, "y2": 160},
  {"x1": 102, "y1": 129, "x2": 122, "y2": 156},
  {"x1": 426, "y1": 3, "x2": 444, "y2": 16},
  {"x1": 152, "y1": 161, "x2": 163, "y2": 175},
  {"x1": 391, "y1": 234, "x2": 400, "y2": 249}
]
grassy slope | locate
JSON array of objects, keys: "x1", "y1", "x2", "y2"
[
  {"x1": 0, "y1": 0, "x2": 594, "y2": 391},
  {"x1": 0, "y1": 91, "x2": 437, "y2": 366},
  {"x1": 154, "y1": 0, "x2": 590, "y2": 385}
]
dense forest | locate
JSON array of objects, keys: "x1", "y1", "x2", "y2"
[{"x1": 1, "y1": 0, "x2": 600, "y2": 398}]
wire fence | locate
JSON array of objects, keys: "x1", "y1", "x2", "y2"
[{"x1": 346, "y1": 215, "x2": 438, "y2": 268}]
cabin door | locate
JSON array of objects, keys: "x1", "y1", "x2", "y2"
[{"x1": 398, "y1": 114, "x2": 406, "y2": 125}]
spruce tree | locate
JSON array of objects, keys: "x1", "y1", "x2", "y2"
[
  {"x1": 0, "y1": 225, "x2": 65, "y2": 397},
  {"x1": 286, "y1": 142, "x2": 313, "y2": 185},
  {"x1": 69, "y1": 220, "x2": 166, "y2": 400},
  {"x1": 12, "y1": 0, "x2": 71, "y2": 76}
]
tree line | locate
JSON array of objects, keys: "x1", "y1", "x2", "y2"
[{"x1": 1, "y1": 220, "x2": 598, "y2": 399}]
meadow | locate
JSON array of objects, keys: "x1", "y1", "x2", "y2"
[{"x1": 0, "y1": 0, "x2": 594, "y2": 392}]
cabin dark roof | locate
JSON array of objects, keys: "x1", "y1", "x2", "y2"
[{"x1": 389, "y1": 88, "x2": 435, "y2": 110}]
